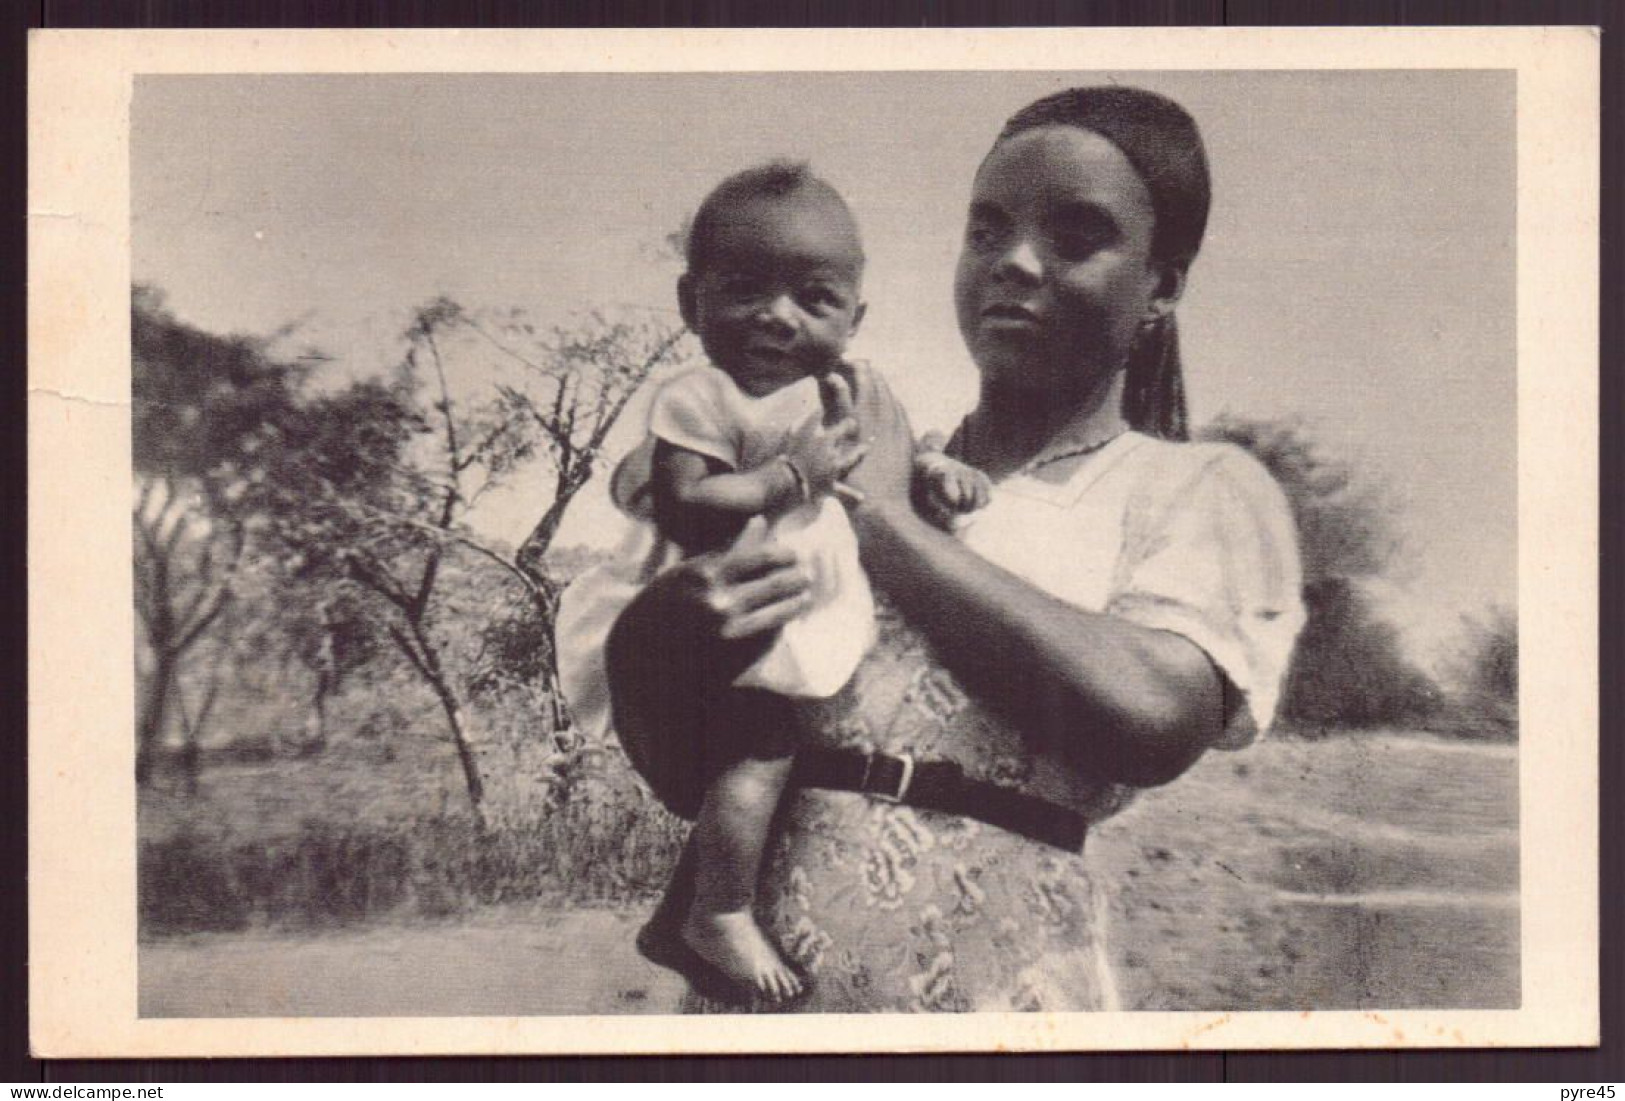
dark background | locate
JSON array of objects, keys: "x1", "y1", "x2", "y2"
[{"x1": 7, "y1": 0, "x2": 1618, "y2": 1083}]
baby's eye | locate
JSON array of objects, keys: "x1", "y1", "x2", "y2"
[
  {"x1": 799, "y1": 285, "x2": 847, "y2": 312},
  {"x1": 715, "y1": 273, "x2": 763, "y2": 299}
]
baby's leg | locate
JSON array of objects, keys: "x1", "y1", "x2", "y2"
[{"x1": 683, "y1": 754, "x2": 801, "y2": 1000}]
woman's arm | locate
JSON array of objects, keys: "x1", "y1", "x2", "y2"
[
  {"x1": 850, "y1": 498, "x2": 1224, "y2": 787},
  {"x1": 833, "y1": 372, "x2": 1224, "y2": 788}
]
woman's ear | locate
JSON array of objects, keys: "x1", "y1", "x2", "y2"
[
  {"x1": 1145, "y1": 262, "x2": 1188, "y2": 324},
  {"x1": 677, "y1": 273, "x2": 698, "y2": 330}
]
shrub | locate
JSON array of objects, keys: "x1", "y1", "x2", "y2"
[
  {"x1": 1281, "y1": 578, "x2": 1443, "y2": 729},
  {"x1": 139, "y1": 828, "x2": 253, "y2": 934},
  {"x1": 1199, "y1": 415, "x2": 1444, "y2": 729},
  {"x1": 138, "y1": 782, "x2": 687, "y2": 937},
  {"x1": 1437, "y1": 606, "x2": 1518, "y2": 741}
]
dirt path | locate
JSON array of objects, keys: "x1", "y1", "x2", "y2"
[
  {"x1": 142, "y1": 734, "x2": 1519, "y2": 1016},
  {"x1": 141, "y1": 908, "x2": 685, "y2": 1017},
  {"x1": 1091, "y1": 734, "x2": 1519, "y2": 1010}
]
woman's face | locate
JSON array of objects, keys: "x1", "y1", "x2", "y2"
[{"x1": 954, "y1": 125, "x2": 1168, "y2": 402}]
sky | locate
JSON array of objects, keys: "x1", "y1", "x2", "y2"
[{"x1": 131, "y1": 70, "x2": 1516, "y2": 664}]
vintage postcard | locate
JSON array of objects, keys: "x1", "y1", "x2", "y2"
[{"x1": 28, "y1": 27, "x2": 1598, "y2": 1056}]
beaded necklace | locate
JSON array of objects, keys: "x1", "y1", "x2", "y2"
[
  {"x1": 946, "y1": 412, "x2": 1128, "y2": 480},
  {"x1": 1018, "y1": 430, "x2": 1127, "y2": 476}
]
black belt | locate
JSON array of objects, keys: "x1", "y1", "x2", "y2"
[{"x1": 789, "y1": 749, "x2": 1088, "y2": 853}]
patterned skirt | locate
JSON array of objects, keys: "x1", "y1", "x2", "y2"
[{"x1": 684, "y1": 597, "x2": 1132, "y2": 1014}]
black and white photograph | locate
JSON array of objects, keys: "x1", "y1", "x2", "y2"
[{"x1": 27, "y1": 28, "x2": 1598, "y2": 1055}]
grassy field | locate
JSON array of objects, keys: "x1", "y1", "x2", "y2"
[{"x1": 139, "y1": 730, "x2": 1517, "y2": 1016}]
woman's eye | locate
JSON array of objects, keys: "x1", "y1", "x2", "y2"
[
  {"x1": 1050, "y1": 212, "x2": 1116, "y2": 262},
  {"x1": 1051, "y1": 231, "x2": 1108, "y2": 262}
]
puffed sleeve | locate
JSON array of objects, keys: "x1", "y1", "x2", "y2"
[
  {"x1": 647, "y1": 367, "x2": 741, "y2": 469},
  {"x1": 1105, "y1": 445, "x2": 1305, "y2": 748}
]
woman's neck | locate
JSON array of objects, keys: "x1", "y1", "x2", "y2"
[{"x1": 958, "y1": 371, "x2": 1129, "y2": 478}]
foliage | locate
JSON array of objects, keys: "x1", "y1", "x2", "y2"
[
  {"x1": 466, "y1": 306, "x2": 690, "y2": 577},
  {"x1": 137, "y1": 599, "x2": 686, "y2": 937},
  {"x1": 217, "y1": 295, "x2": 688, "y2": 818},
  {"x1": 1438, "y1": 605, "x2": 1518, "y2": 740},
  {"x1": 467, "y1": 547, "x2": 614, "y2": 702},
  {"x1": 131, "y1": 286, "x2": 693, "y2": 922},
  {"x1": 1199, "y1": 415, "x2": 1442, "y2": 729},
  {"x1": 132, "y1": 286, "x2": 309, "y2": 780},
  {"x1": 1279, "y1": 578, "x2": 1442, "y2": 729},
  {"x1": 466, "y1": 590, "x2": 553, "y2": 702},
  {"x1": 1198, "y1": 414, "x2": 1398, "y2": 587},
  {"x1": 139, "y1": 743, "x2": 686, "y2": 936},
  {"x1": 247, "y1": 304, "x2": 519, "y2": 818},
  {"x1": 269, "y1": 584, "x2": 385, "y2": 752},
  {"x1": 132, "y1": 285, "x2": 306, "y2": 484},
  {"x1": 1460, "y1": 605, "x2": 1517, "y2": 704}
]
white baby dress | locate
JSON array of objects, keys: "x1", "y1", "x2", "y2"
[{"x1": 556, "y1": 365, "x2": 876, "y2": 743}]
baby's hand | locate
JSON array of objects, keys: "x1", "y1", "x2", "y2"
[
  {"x1": 781, "y1": 403, "x2": 867, "y2": 503},
  {"x1": 913, "y1": 433, "x2": 992, "y2": 531}
]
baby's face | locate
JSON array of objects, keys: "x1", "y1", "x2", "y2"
[{"x1": 682, "y1": 194, "x2": 865, "y2": 397}]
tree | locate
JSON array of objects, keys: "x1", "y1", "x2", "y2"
[
  {"x1": 475, "y1": 308, "x2": 687, "y2": 603},
  {"x1": 410, "y1": 302, "x2": 689, "y2": 722},
  {"x1": 1199, "y1": 414, "x2": 1441, "y2": 728},
  {"x1": 131, "y1": 286, "x2": 305, "y2": 783},
  {"x1": 274, "y1": 584, "x2": 382, "y2": 753},
  {"x1": 251, "y1": 345, "x2": 493, "y2": 813},
  {"x1": 259, "y1": 299, "x2": 688, "y2": 819}
]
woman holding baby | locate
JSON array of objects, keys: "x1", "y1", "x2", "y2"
[{"x1": 580, "y1": 85, "x2": 1306, "y2": 1012}]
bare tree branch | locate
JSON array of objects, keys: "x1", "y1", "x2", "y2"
[
  {"x1": 344, "y1": 553, "x2": 416, "y2": 614},
  {"x1": 386, "y1": 623, "x2": 434, "y2": 684},
  {"x1": 461, "y1": 315, "x2": 558, "y2": 378},
  {"x1": 175, "y1": 589, "x2": 232, "y2": 654},
  {"x1": 333, "y1": 493, "x2": 543, "y2": 603}
]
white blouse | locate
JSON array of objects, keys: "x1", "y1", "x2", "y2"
[{"x1": 958, "y1": 431, "x2": 1305, "y2": 746}]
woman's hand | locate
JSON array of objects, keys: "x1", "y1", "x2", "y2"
[
  {"x1": 662, "y1": 515, "x2": 815, "y2": 642},
  {"x1": 820, "y1": 368, "x2": 915, "y2": 507},
  {"x1": 606, "y1": 516, "x2": 814, "y2": 818}
]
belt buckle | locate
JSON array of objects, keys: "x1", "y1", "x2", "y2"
[{"x1": 859, "y1": 751, "x2": 915, "y2": 804}]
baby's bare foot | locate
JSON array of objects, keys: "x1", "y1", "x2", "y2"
[{"x1": 682, "y1": 910, "x2": 803, "y2": 1002}]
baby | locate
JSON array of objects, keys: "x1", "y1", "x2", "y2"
[{"x1": 604, "y1": 162, "x2": 989, "y2": 1001}]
